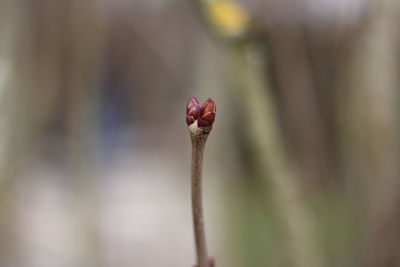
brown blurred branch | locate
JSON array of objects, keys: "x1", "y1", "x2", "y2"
[
  {"x1": 231, "y1": 42, "x2": 321, "y2": 267},
  {"x1": 337, "y1": 0, "x2": 400, "y2": 266}
]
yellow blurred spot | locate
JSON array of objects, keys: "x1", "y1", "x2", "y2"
[{"x1": 205, "y1": 0, "x2": 249, "y2": 38}]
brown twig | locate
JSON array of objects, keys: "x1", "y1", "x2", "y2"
[
  {"x1": 186, "y1": 97, "x2": 216, "y2": 267},
  {"x1": 190, "y1": 127, "x2": 209, "y2": 267}
]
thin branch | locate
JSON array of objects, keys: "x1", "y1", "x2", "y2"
[
  {"x1": 186, "y1": 97, "x2": 216, "y2": 267},
  {"x1": 190, "y1": 129, "x2": 209, "y2": 267}
]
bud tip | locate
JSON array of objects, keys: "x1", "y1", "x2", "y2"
[{"x1": 186, "y1": 97, "x2": 216, "y2": 127}]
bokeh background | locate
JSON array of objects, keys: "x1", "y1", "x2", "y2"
[{"x1": 0, "y1": 0, "x2": 399, "y2": 266}]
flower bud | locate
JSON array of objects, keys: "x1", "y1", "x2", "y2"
[
  {"x1": 198, "y1": 98, "x2": 216, "y2": 127},
  {"x1": 186, "y1": 97, "x2": 200, "y2": 126},
  {"x1": 186, "y1": 97, "x2": 216, "y2": 128},
  {"x1": 187, "y1": 97, "x2": 199, "y2": 114}
]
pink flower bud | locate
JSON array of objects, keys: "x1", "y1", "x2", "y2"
[
  {"x1": 186, "y1": 97, "x2": 216, "y2": 127},
  {"x1": 186, "y1": 97, "x2": 201, "y2": 126},
  {"x1": 187, "y1": 97, "x2": 199, "y2": 114},
  {"x1": 198, "y1": 98, "x2": 216, "y2": 127}
]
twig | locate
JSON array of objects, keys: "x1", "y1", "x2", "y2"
[
  {"x1": 186, "y1": 97, "x2": 216, "y2": 267},
  {"x1": 190, "y1": 127, "x2": 209, "y2": 267}
]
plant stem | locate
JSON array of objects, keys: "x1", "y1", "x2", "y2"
[{"x1": 190, "y1": 128, "x2": 209, "y2": 267}]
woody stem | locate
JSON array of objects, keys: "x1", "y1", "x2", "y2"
[{"x1": 190, "y1": 130, "x2": 209, "y2": 267}]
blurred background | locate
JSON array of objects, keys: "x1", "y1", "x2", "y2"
[{"x1": 0, "y1": 0, "x2": 399, "y2": 266}]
